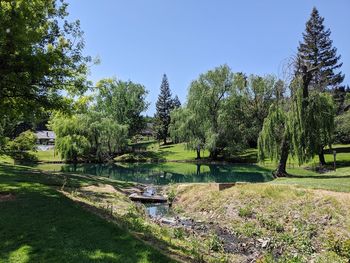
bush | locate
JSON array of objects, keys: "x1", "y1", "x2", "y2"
[
  {"x1": 167, "y1": 188, "x2": 176, "y2": 203},
  {"x1": 5, "y1": 130, "x2": 38, "y2": 161}
]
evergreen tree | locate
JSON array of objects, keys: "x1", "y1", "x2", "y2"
[
  {"x1": 172, "y1": 95, "x2": 181, "y2": 109},
  {"x1": 154, "y1": 74, "x2": 173, "y2": 144},
  {"x1": 297, "y1": 7, "x2": 344, "y2": 91},
  {"x1": 333, "y1": 86, "x2": 349, "y2": 114}
]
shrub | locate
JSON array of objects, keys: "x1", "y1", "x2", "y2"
[
  {"x1": 167, "y1": 188, "x2": 176, "y2": 203},
  {"x1": 5, "y1": 130, "x2": 38, "y2": 161}
]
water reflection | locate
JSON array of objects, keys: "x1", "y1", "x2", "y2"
[
  {"x1": 145, "y1": 204, "x2": 172, "y2": 218},
  {"x1": 35, "y1": 162, "x2": 273, "y2": 185}
]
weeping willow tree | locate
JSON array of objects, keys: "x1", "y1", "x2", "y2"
[
  {"x1": 259, "y1": 76, "x2": 335, "y2": 177},
  {"x1": 169, "y1": 107, "x2": 206, "y2": 159},
  {"x1": 258, "y1": 102, "x2": 289, "y2": 177},
  {"x1": 289, "y1": 78, "x2": 335, "y2": 165}
]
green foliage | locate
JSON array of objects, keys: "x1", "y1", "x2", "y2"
[
  {"x1": 171, "y1": 66, "x2": 282, "y2": 159},
  {"x1": 297, "y1": 7, "x2": 344, "y2": 91},
  {"x1": 0, "y1": 0, "x2": 91, "y2": 146},
  {"x1": 326, "y1": 232, "x2": 350, "y2": 260},
  {"x1": 334, "y1": 111, "x2": 350, "y2": 144},
  {"x1": 173, "y1": 228, "x2": 185, "y2": 239},
  {"x1": 154, "y1": 74, "x2": 178, "y2": 144},
  {"x1": 169, "y1": 107, "x2": 206, "y2": 157},
  {"x1": 259, "y1": 77, "x2": 335, "y2": 167},
  {"x1": 178, "y1": 65, "x2": 249, "y2": 159},
  {"x1": 5, "y1": 130, "x2": 37, "y2": 161},
  {"x1": 50, "y1": 114, "x2": 90, "y2": 161},
  {"x1": 237, "y1": 222, "x2": 262, "y2": 238},
  {"x1": 190, "y1": 238, "x2": 205, "y2": 262},
  {"x1": 257, "y1": 215, "x2": 284, "y2": 232},
  {"x1": 207, "y1": 234, "x2": 222, "y2": 252},
  {"x1": 167, "y1": 188, "x2": 176, "y2": 203},
  {"x1": 289, "y1": 80, "x2": 335, "y2": 164},
  {"x1": 258, "y1": 102, "x2": 288, "y2": 162},
  {"x1": 243, "y1": 75, "x2": 281, "y2": 146},
  {"x1": 238, "y1": 205, "x2": 254, "y2": 218},
  {"x1": 50, "y1": 112, "x2": 128, "y2": 162},
  {"x1": 56, "y1": 134, "x2": 90, "y2": 162},
  {"x1": 95, "y1": 78, "x2": 149, "y2": 136}
]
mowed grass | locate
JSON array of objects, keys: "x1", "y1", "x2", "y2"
[
  {"x1": 31, "y1": 149, "x2": 62, "y2": 162},
  {"x1": 0, "y1": 165, "x2": 173, "y2": 263},
  {"x1": 271, "y1": 165, "x2": 350, "y2": 192},
  {"x1": 265, "y1": 145, "x2": 350, "y2": 192},
  {"x1": 144, "y1": 142, "x2": 209, "y2": 161},
  {"x1": 0, "y1": 150, "x2": 61, "y2": 164}
]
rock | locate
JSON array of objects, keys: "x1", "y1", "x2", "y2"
[
  {"x1": 257, "y1": 238, "x2": 270, "y2": 248},
  {"x1": 160, "y1": 218, "x2": 176, "y2": 225}
]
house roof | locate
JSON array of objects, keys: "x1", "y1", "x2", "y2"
[{"x1": 35, "y1": 130, "x2": 55, "y2": 140}]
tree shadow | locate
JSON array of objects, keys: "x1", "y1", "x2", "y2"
[
  {"x1": 288, "y1": 174, "x2": 350, "y2": 179},
  {"x1": 0, "y1": 166, "x2": 178, "y2": 263},
  {"x1": 324, "y1": 146, "x2": 350, "y2": 154}
]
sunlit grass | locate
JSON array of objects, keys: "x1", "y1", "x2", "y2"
[{"x1": 0, "y1": 164, "x2": 173, "y2": 263}]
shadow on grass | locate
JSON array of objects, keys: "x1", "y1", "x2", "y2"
[
  {"x1": 288, "y1": 174, "x2": 350, "y2": 179},
  {"x1": 0, "y1": 165, "x2": 177, "y2": 263},
  {"x1": 324, "y1": 146, "x2": 350, "y2": 154}
]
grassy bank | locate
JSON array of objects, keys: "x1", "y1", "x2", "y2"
[
  {"x1": 171, "y1": 183, "x2": 350, "y2": 262},
  {"x1": 0, "y1": 165, "x2": 174, "y2": 263}
]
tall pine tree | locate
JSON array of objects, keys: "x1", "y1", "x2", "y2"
[
  {"x1": 297, "y1": 7, "x2": 344, "y2": 92},
  {"x1": 154, "y1": 74, "x2": 173, "y2": 144}
]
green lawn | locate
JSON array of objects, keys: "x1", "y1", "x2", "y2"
[
  {"x1": 261, "y1": 145, "x2": 350, "y2": 192},
  {"x1": 0, "y1": 150, "x2": 61, "y2": 164},
  {"x1": 31, "y1": 149, "x2": 62, "y2": 162},
  {"x1": 153, "y1": 143, "x2": 209, "y2": 161},
  {"x1": 132, "y1": 141, "x2": 209, "y2": 161},
  {"x1": 0, "y1": 165, "x2": 173, "y2": 263},
  {"x1": 269, "y1": 165, "x2": 350, "y2": 192}
]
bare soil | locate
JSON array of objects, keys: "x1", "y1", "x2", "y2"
[{"x1": 0, "y1": 192, "x2": 16, "y2": 202}]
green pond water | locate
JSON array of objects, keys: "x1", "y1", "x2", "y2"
[{"x1": 33, "y1": 162, "x2": 273, "y2": 185}]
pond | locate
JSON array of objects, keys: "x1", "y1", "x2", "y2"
[{"x1": 33, "y1": 162, "x2": 273, "y2": 185}]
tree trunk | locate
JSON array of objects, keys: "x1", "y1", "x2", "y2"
[
  {"x1": 318, "y1": 147, "x2": 326, "y2": 166},
  {"x1": 73, "y1": 154, "x2": 78, "y2": 164},
  {"x1": 274, "y1": 137, "x2": 289, "y2": 177},
  {"x1": 196, "y1": 164, "x2": 201, "y2": 175},
  {"x1": 163, "y1": 137, "x2": 167, "y2": 145},
  {"x1": 196, "y1": 145, "x2": 201, "y2": 159},
  {"x1": 209, "y1": 150, "x2": 218, "y2": 160},
  {"x1": 196, "y1": 149, "x2": 201, "y2": 159}
]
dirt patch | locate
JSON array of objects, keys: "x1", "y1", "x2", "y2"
[
  {"x1": 80, "y1": 184, "x2": 118, "y2": 193},
  {"x1": 0, "y1": 192, "x2": 16, "y2": 202}
]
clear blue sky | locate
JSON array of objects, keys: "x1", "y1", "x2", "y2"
[{"x1": 67, "y1": 0, "x2": 350, "y2": 115}]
